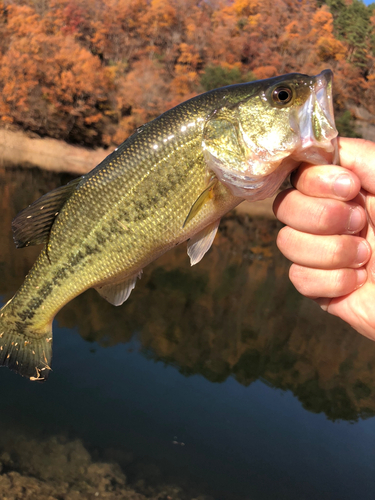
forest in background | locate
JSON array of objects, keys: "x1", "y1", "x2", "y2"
[{"x1": 0, "y1": 0, "x2": 374, "y2": 147}]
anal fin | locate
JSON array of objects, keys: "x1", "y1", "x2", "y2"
[
  {"x1": 12, "y1": 177, "x2": 82, "y2": 248},
  {"x1": 187, "y1": 219, "x2": 220, "y2": 266},
  {"x1": 95, "y1": 271, "x2": 142, "y2": 306}
]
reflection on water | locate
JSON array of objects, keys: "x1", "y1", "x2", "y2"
[{"x1": 1, "y1": 167, "x2": 375, "y2": 499}]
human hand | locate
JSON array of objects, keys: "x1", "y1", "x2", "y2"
[{"x1": 273, "y1": 137, "x2": 375, "y2": 341}]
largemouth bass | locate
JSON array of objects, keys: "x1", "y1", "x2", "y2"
[{"x1": 0, "y1": 70, "x2": 338, "y2": 380}]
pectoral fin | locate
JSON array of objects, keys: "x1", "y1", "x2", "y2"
[
  {"x1": 12, "y1": 177, "x2": 82, "y2": 248},
  {"x1": 187, "y1": 219, "x2": 220, "y2": 266},
  {"x1": 183, "y1": 177, "x2": 217, "y2": 228},
  {"x1": 95, "y1": 272, "x2": 142, "y2": 306}
]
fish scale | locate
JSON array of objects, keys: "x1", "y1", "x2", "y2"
[{"x1": 0, "y1": 70, "x2": 338, "y2": 380}]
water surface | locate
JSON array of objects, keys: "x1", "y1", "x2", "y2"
[{"x1": 1, "y1": 167, "x2": 375, "y2": 499}]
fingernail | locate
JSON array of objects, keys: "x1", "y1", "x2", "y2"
[
  {"x1": 348, "y1": 207, "x2": 364, "y2": 233},
  {"x1": 333, "y1": 175, "x2": 352, "y2": 198},
  {"x1": 314, "y1": 297, "x2": 331, "y2": 312},
  {"x1": 355, "y1": 241, "x2": 370, "y2": 266},
  {"x1": 356, "y1": 268, "x2": 367, "y2": 289}
]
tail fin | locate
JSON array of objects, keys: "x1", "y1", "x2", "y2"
[{"x1": 0, "y1": 314, "x2": 52, "y2": 381}]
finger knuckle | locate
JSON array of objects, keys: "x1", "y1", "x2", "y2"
[
  {"x1": 329, "y1": 237, "x2": 347, "y2": 268},
  {"x1": 332, "y1": 269, "x2": 354, "y2": 296},
  {"x1": 289, "y1": 265, "x2": 310, "y2": 294},
  {"x1": 276, "y1": 226, "x2": 293, "y2": 251},
  {"x1": 314, "y1": 202, "x2": 332, "y2": 233}
]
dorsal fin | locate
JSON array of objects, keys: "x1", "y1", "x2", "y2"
[{"x1": 12, "y1": 177, "x2": 81, "y2": 248}]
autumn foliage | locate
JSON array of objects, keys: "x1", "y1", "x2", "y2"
[{"x1": 0, "y1": 0, "x2": 374, "y2": 146}]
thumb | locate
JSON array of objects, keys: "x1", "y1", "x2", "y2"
[{"x1": 338, "y1": 137, "x2": 375, "y2": 194}]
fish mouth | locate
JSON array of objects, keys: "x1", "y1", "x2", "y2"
[{"x1": 293, "y1": 69, "x2": 339, "y2": 165}]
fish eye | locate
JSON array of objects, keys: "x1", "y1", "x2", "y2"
[{"x1": 272, "y1": 86, "x2": 293, "y2": 106}]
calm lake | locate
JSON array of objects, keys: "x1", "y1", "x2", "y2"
[{"x1": 0, "y1": 167, "x2": 375, "y2": 499}]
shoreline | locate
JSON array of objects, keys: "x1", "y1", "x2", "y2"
[{"x1": 0, "y1": 128, "x2": 108, "y2": 175}]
